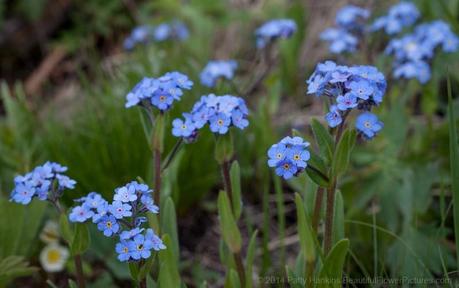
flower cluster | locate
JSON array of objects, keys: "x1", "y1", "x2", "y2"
[
  {"x1": 123, "y1": 25, "x2": 152, "y2": 50},
  {"x1": 125, "y1": 71, "x2": 193, "y2": 111},
  {"x1": 153, "y1": 20, "x2": 189, "y2": 42},
  {"x1": 11, "y1": 162, "x2": 76, "y2": 205},
  {"x1": 267, "y1": 137, "x2": 310, "y2": 180},
  {"x1": 123, "y1": 21, "x2": 189, "y2": 50},
  {"x1": 321, "y1": 5, "x2": 369, "y2": 54},
  {"x1": 306, "y1": 61, "x2": 385, "y2": 139},
  {"x1": 172, "y1": 94, "x2": 249, "y2": 140},
  {"x1": 200, "y1": 60, "x2": 238, "y2": 87},
  {"x1": 69, "y1": 181, "x2": 165, "y2": 262},
  {"x1": 371, "y1": 2, "x2": 419, "y2": 35},
  {"x1": 255, "y1": 19, "x2": 297, "y2": 48},
  {"x1": 386, "y1": 20, "x2": 459, "y2": 83}
]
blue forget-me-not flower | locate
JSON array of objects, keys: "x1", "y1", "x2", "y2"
[
  {"x1": 267, "y1": 136, "x2": 310, "y2": 180},
  {"x1": 125, "y1": 71, "x2": 193, "y2": 111},
  {"x1": 255, "y1": 19, "x2": 297, "y2": 48},
  {"x1": 200, "y1": 60, "x2": 238, "y2": 87},
  {"x1": 11, "y1": 162, "x2": 76, "y2": 205}
]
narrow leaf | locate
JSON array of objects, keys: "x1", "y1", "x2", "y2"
[
  {"x1": 161, "y1": 197, "x2": 179, "y2": 263},
  {"x1": 294, "y1": 193, "x2": 316, "y2": 262},
  {"x1": 158, "y1": 235, "x2": 181, "y2": 287},
  {"x1": 311, "y1": 119, "x2": 334, "y2": 163},
  {"x1": 71, "y1": 223, "x2": 90, "y2": 255},
  {"x1": 245, "y1": 230, "x2": 258, "y2": 288},
  {"x1": 230, "y1": 161, "x2": 242, "y2": 220},
  {"x1": 318, "y1": 239, "x2": 349, "y2": 288},
  {"x1": 448, "y1": 75, "x2": 459, "y2": 269},
  {"x1": 217, "y1": 191, "x2": 242, "y2": 253},
  {"x1": 331, "y1": 129, "x2": 356, "y2": 178},
  {"x1": 332, "y1": 191, "x2": 344, "y2": 245}
]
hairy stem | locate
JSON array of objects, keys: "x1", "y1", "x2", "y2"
[
  {"x1": 221, "y1": 161, "x2": 234, "y2": 210},
  {"x1": 74, "y1": 254, "x2": 86, "y2": 288},
  {"x1": 154, "y1": 148, "x2": 161, "y2": 206},
  {"x1": 139, "y1": 278, "x2": 147, "y2": 288},
  {"x1": 161, "y1": 138, "x2": 183, "y2": 172},
  {"x1": 324, "y1": 183, "x2": 336, "y2": 254},
  {"x1": 312, "y1": 187, "x2": 324, "y2": 233},
  {"x1": 234, "y1": 251, "x2": 246, "y2": 287}
]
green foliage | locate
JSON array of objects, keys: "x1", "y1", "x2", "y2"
[
  {"x1": 294, "y1": 193, "x2": 315, "y2": 262},
  {"x1": 217, "y1": 190, "x2": 241, "y2": 253},
  {"x1": 71, "y1": 223, "x2": 90, "y2": 255},
  {"x1": 159, "y1": 235, "x2": 181, "y2": 287},
  {"x1": 318, "y1": 239, "x2": 349, "y2": 288},
  {"x1": 230, "y1": 161, "x2": 242, "y2": 220},
  {"x1": 0, "y1": 256, "x2": 37, "y2": 287}
]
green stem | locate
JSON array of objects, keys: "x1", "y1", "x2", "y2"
[
  {"x1": 221, "y1": 161, "x2": 245, "y2": 286},
  {"x1": 324, "y1": 183, "x2": 336, "y2": 254},
  {"x1": 153, "y1": 148, "x2": 161, "y2": 210},
  {"x1": 274, "y1": 175, "x2": 285, "y2": 268}
]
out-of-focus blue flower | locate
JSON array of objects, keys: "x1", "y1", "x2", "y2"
[
  {"x1": 355, "y1": 112, "x2": 384, "y2": 139},
  {"x1": 321, "y1": 5, "x2": 368, "y2": 54},
  {"x1": 255, "y1": 19, "x2": 297, "y2": 48},
  {"x1": 120, "y1": 228, "x2": 144, "y2": 241},
  {"x1": 123, "y1": 25, "x2": 153, "y2": 50},
  {"x1": 393, "y1": 61, "x2": 431, "y2": 84},
  {"x1": 267, "y1": 136, "x2": 310, "y2": 180},
  {"x1": 371, "y1": 2, "x2": 420, "y2": 35},
  {"x1": 11, "y1": 162, "x2": 76, "y2": 205},
  {"x1": 123, "y1": 21, "x2": 189, "y2": 50},
  {"x1": 200, "y1": 60, "x2": 238, "y2": 87},
  {"x1": 386, "y1": 20, "x2": 458, "y2": 83},
  {"x1": 336, "y1": 5, "x2": 370, "y2": 31},
  {"x1": 172, "y1": 94, "x2": 249, "y2": 140},
  {"x1": 153, "y1": 20, "x2": 189, "y2": 42},
  {"x1": 97, "y1": 215, "x2": 120, "y2": 237},
  {"x1": 320, "y1": 28, "x2": 358, "y2": 54},
  {"x1": 125, "y1": 72, "x2": 193, "y2": 111}
]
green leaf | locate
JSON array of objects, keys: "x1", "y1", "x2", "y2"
[
  {"x1": 311, "y1": 119, "x2": 334, "y2": 163},
  {"x1": 68, "y1": 279, "x2": 78, "y2": 288},
  {"x1": 230, "y1": 161, "x2": 242, "y2": 220},
  {"x1": 331, "y1": 129, "x2": 356, "y2": 178},
  {"x1": 214, "y1": 133, "x2": 234, "y2": 164},
  {"x1": 294, "y1": 194, "x2": 316, "y2": 262},
  {"x1": 138, "y1": 253, "x2": 155, "y2": 281},
  {"x1": 285, "y1": 266, "x2": 303, "y2": 288},
  {"x1": 158, "y1": 235, "x2": 181, "y2": 287},
  {"x1": 448, "y1": 75, "x2": 459, "y2": 269},
  {"x1": 305, "y1": 153, "x2": 330, "y2": 187},
  {"x1": 332, "y1": 191, "x2": 344, "y2": 246},
  {"x1": 224, "y1": 269, "x2": 240, "y2": 288},
  {"x1": 71, "y1": 223, "x2": 90, "y2": 255},
  {"x1": 59, "y1": 213, "x2": 74, "y2": 246},
  {"x1": 245, "y1": 230, "x2": 258, "y2": 288},
  {"x1": 128, "y1": 262, "x2": 139, "y2": 281},
  {"x1": 0, "y1": 256, "x2": 37, "y2": 287},
  {"x1": 318, "y1": 239, "x2": 349, "y2": 288},
  {"x1": 217, "y1": 191, "x2": 242, "y2": 253},
  {"x1": 161, "y1": 197, "x2": 179, "y2": 263}
]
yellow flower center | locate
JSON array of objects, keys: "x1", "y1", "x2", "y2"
[
  {"x1": 159, "y1": 95, "x2": 166, "y2": 102},
  {"x1": 123, "y1": 247, "x2": 129, "y2": 253},
  {"x1": 106, "y1": 221, "x2": 112, "y2": 228},
  {"x1": 137, "y1": 244, "x2": 144, "y2": 251},
  {"x1": 181, "y1": 124, "x2": 187, "y2": 129},
  {"x1": 276, "y1": 153, "x2": 282, "y2": 159},
  {"x1": 283, "y1": 163, "x2": 290, "y2": 170},
  {"x1": 364, "y1": 121, "x2": 372, "y2": 128},
  {"x1": 294, "y1": 155, "x2": 300, "y2": 160},
  {"x1": 217, "y1": 119, "x2": 224, "y2": 125},
  {"x1": 47, "y1": 249, "x2": 61, "y2": 264}
]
